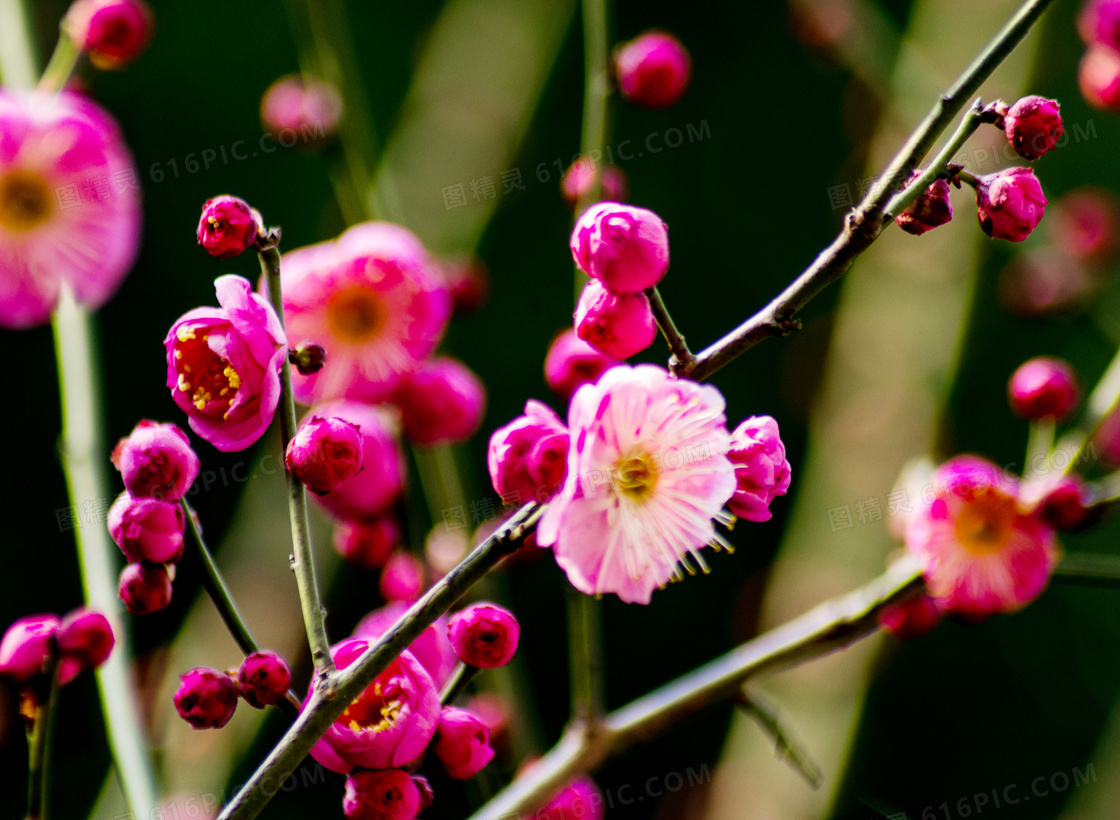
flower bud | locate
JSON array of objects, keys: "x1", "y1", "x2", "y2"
[
  {"x1": 448, "y1": 603, "x2": 519, "y2": 669},
  {"x1": 236, "y1": 650, "x2": 292, "y2": 709},
  {"x1": 118, "y1": 563, "x2": 172, "y2": 614},
  {"x1": 1035, "y1": 476, "x2": 1091, "y2": 531},
  {"x1": 174, "y1": 667, "x2": 238, "y2": 729},
  {"x1": 727, "y1": 416, "x2": 792, "y2": 522},
  {"x1": 343, "y1": 769, "x2": 420, "y2": 820},
  {"x1": 290, "y1": 341, "x2": 327, "y2": 376},
  {"x1": 560, "y1": 161, "x2": 629, "y2": 210},
  {"x1": 286, "y1": 415, "x2": 364, "y2": 495},
  {"x1": 878, "y1": 593, "x2": 942, "y2": 640},
  {"x1": 571, "y1": 202, "x2": 670, "y2": 294},
  {"x1": 57, "y1": 608, "x2": 114, "y2": 672},
  {"x1": 433, "y1": 707, "x2": 495, "y2": 779},
  {"x1": 0, "y1": 615, "x2": 59, "y2": 683},
  {"x1": 1080, "y1": 45, "x2": 1120, "y2": 112},
  {"x1": 544, "y1": 329, "x2": 619, "y2": 403},
  {"x1": 536, "y1": 777, "x2": 605, "y2": 820},
  {"x1": 197, "y1": 196, "x2": 260, "y2": 260},
  {"x1": 1048, "y1": 187, "x2": 1120, "y2": 265},
  {"x1": 334, "y1": 517, "x2": 399, "y2": 570},
  {"x1": 63, "y1": 0, "x2": 153, "y2": 70},
  {"x1": 895, "y1": 177, "x2": 953, "y2": 236},
  {"x1": 380, "y1": 552, "x2": 425, "y2": 602},
  {"x1": 393, "y1": 357, "x2": 487, "y2": 446},
  {"x1": 108, "y1": 491, "x2": 186, "y2": 564},
  {"x1": 1079, "y1": 0, "x2": 1120, "y2": 50},
  {"x1": 1008, "y1": 356, "x2": 1080, "y2": 421},
  {"x1": 112, "y1": 420, "x2": 199, "y2": 502},
  {"x1": 974, "y1": 167, "x2": 1048, "y2": 242},
  {"x1": 488, "y1": 400, "x2": 569, "y2": 505},
  {"x1": 574, "y1": 279, "x2": 657, "y2": 360},
  {"x1": 260, "y1": 74, "x2": 342, "y2": 149},
  {"x1": 1005, "y1": 96, "x2": 1064, "y2": 160},
  {"x1": 613, "y1": 30, "x2": 692, "y2": 109}
]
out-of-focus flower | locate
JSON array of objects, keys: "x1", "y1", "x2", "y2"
[
  {"x1": 878, "y1": 593, "x2": 943, "y2": 640},
  {"x1": 107, "y1": 491, "x2": 186, "y2": 563},
  {"x1": 974, "y1": 167, "x2": 1047, "y2": 242},
  {"x1": 433, "y1": 707, "x2": 494, "y2": 779},
  {"x1": 118, "y1": 563, "x2": 173, "y2": 614},
  {"x1": 996, "y1": 249, "x2": 1095, "y2": 317},
  {"x1": 197, "y1": 195, "x2": 259, "y2": 260},
  {"x1": 537, "y1": 365, "x2": 736, "y2": 603},
  {"x1": 1004, "y1": 96, "x2": 1064, "y2": 160},
  {"x1": 1079, "y1": 0, "x2": 1120, "y2": 50},
  {"x1": 63, "y1": 0, "x2": 153, "y2": 69},
  {"x1": 236, "y1": 650, "x2": 292, "y2": 709},
  {"x1": 260, "y1": 74, "x2": 342, "y2": 148},
  {"x1": 544, "y1": 329, "x2": 619, "y2": 403},
  {"x1": 379, "y1": 552, "x2": 425, "y2": 603},
  {"x1": 165, "y1": 275, "x2": 286, "y2": 452},
  {"x1": 1032, "y1": 475, "x2": 1092, "y2": 531},
  {"x1": 727, "y1": 416, "x2": 792, "y2": 522},
  {"x1": 438, "y1": 254, "x2": 490, "y2": 315},
  {"x1": 905, "y1": 455, "x2": 1058, "y2": 618},
  {"x1": 174, "y1": 667, "x2": 238, "y2": 729},
  {"x1": 393, "y1": 357, "x2": 486, "y2": 446},
  {"x1": 561, "y1": 161, "x2": 629, "y2": 210},
  {"x1": 448, "y1": 603, "x2": 520, "y2": 669},
  {"x1": 112, "y1": 420, "x2": 199, "y2": 502},
  {"x1": 286, "y1": 415, "x2": 365, "y2": 495},
  {"x1": 56, "y1": 608, "x2": 114, "y2": 672},
  {"x1": 309, "y1": 640, "x2": 439, "y2": 773},
  {"x1": 334, "y1": 517, "x2": 399, "y2": 570},
  {"x1": 342, "y1": 769, "x2": 420, "y2": 820},
  {"x1": 1080, "y1": 45, "x2": 1120, "y2": 111},
  {"x1": 488, "y1": 400, "x2": 569, "y2": 506},
  {"x1": 534, "y1": 776, "x2": 605, "y2": 820},
  {"x1": 1047, "y1": 187, "x2": 1120, "y2": 265},
  {"x1": 613, "y1": 30, "x2": 692, "y2": 109},
  {"x1": 1007, "y1": 356, "x2": 1080, "y2": 421},
  {"x1": 571, "y1": 202, "x2": 670, "y2": 294},
  {"x1": 574, "y1": 279, "x2": 657, "y2": 360},
  {"x1": 279, "y1": 222, "x2": 451, "y2": 405},
  {"x1": 0, "y1": 91, "x2": 140, "y2": 328}
]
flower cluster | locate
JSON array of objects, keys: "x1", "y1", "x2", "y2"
[
  {"x1": 0, "y1": 608, "x2": 114, "y2": 686},
  {"x1": 109, "y1": 420, "x2": 200, "y2": 614},
  {"x1": 174, "y1": 650, "x2": 292, "y2": 729}
]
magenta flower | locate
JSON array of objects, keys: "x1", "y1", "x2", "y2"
[
  {"x1": 895, "y1": 177, "x2": 953, "y2": 236},
  {"x1": 560, "y1": 161, "x2": 629, "y2": 210},
  {"x1": 575, "y1": 279, "x2": 657, "y2": 360},
  {"x1": 392, "y1": 357, "x2": 487, "y2": 446},
  {"x1": 1007, "y1": 356, "x2": 1080, "y2": 421},
  {"x1": 0, "y1": 91, "x2": 140, "y2": 328},
  {"x1": 905, "y1": 456, "x2": 1058, "y2": 619},
  {"x1": 107, "y1": 491, "x2": 186, "y2": 564},
  {"x1": 535, "y1": 777, "x2": 605, "y2": 820},
  {"x1": 309, "y1": 640, "x2": 440, "y2": 774},
  {"x1": 878, "y1": 593, "x2": 943, "y2": 641},
  {"x1": 64, "y1": 0, "x2": 153, "y2": 69},
  {"x1": 175, "y1": 667, "x2": 239, "y2": 729},
  {"x1": 379, "y1": 552, "x2": 425, "y2": 603},
  {"x1": 613, "y1": 30, "x2": 692, "y2": 110},
  {"x1": 236, "y1": 650, "x2": 292, "y2": 709},
  {"x1": 1005, "y1": 96, "x2": 1064, "y2": 160},
  {"x1": 260, "y1": 74, "x2": 343, "y2": 148},
  {"x1": 280, "y1": 222, "x2": 451, "y2": 405},
  {"x1": 197, "y1": 195, "x2": 259, "y2": 260},
  {"x1": 1080, "y1": 45, "x2": 1120, "y2": 111},
  {"x1": 537, "y1": 365, "x2": 736, "y2": 604},
  {"x1": 111, "y1": 420, "x2": 199, "y2": 502},
  {"x1": 727, "y1": 416, "x2": 792, "y2": 523},
  {"x1": 544, "y1": 329, "x2": 620, "y2": 403},
  {"x1": 1079, "y1": 0, "x2": 1120, "y2": 50},
  {"x1": 334, "y1": 518, "x2": 400, "y2": 570},
  {"x1": 433, "y1": 707, "x2": 494, "y2": 779},
  {"x1": 286, "y1": 415, "x2": 365, "y2": 495},
  {"x1": 342, "y1": 769, "x2": 421, "y2": 820},
  {"x1": 974, "y1": 167, "x2": 1048, "y2": 242},
  {"x1": 165, "y1": 275, "x2": 287, "y2": 452},
  {"x1": 448, "y1": 603, "x2": 520, "y2": 669},
  {"x1": 571, "y1": 202, "x2": 670, "y2": 294},
  {"x1": 310, "y1": 401, "x2": 405, "y2": 523},
  {"x1": 353, "y1": 601, "x2": 457, "y2": 688},
  {"x1": 0, "y1": 615, "x2": 61, "y2": 683},
  {"x1": 1033, "y1": 475, "x2": 1092, "y2": 531},
  {"x1": 1048, "y1": 187, "x2": 1120, "y2": 265},
  {"x1": 56, "y1": 608, "x2": 115, "y2": 673},
  {"x1": 488, "y1": 400, "x2": 570, "y2": 506},
  {"x1": 118, "y1": 563, "x2": 172, "y2": 614}
]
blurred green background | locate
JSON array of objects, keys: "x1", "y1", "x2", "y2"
[{"x1": 2, "y1": 0, "x2": 1119, "y2": 818}]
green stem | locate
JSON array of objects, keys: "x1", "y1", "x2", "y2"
[
  {"x1": 35, "y1": 33, "x2": 80, "y2": 94},
  {"x1": 1025, "y1": 416, "x2": 1056, "y2": 479},
  {"x1": 25, "y1": 650, "x2": 60, "y2": 820},
  {"x1": 257, "y1": 243, "x2": 334, "y2": 676},
  {"x1": 646, "y1": 286, "x2": 695, "y2": 373},
  {"x1": 566, "y1": 586, "x2": 605, "y2": 723},
  {"x1": 883, "y1": 99, "x2": 987, "y2": 217},
  {"x1": 440, "y1": 662, "x2": 482, "y2": 706},
  {"x1": 179, "y1": 499, "x2": 303, "y2": 719},
  {"x1": 216, "y1": 502, "x2": 544, "y2": 820},
  {"x1": 51, "y1": 286, "x2": 158, "y2": 815},
  {"x1": 735, "y1": 690, "x2": 823, "y2": 789},
  {"x1": 682, "y1": 0, "x2": 1057, "y2": 382},
  {"x1": 1058, "y1": 342, "x2": 1120, "y2": 475},
  {"x1": 1052, "y1": 553, "x2": 1120, "y2": 587},
  {"x1": 0, "y1": 0, "x2": 39, "y2": 89}
]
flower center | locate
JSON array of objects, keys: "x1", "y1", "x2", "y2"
[
  {"x1": 340, "y1": 681, "x2": 403, "y2": 733},
  {"x1": 172, "y1": 325, "x2": 241, "y2": 418},
  {"x1": 0, "y1": 170, "x2": 52, "y2": 232},
  {"x1": 953, "y1": 487, "x2": 1017, "y2": 555},
  {"x1": 614, "y1": 452, "x2": 658, "y2": 502},
  {"x1": 327, "y1": 286, "x2": 384, "y2": 344}
]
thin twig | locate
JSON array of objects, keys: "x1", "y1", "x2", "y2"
[
  {"x1": 679, "y1": 0, "x2": 1057, "y2": 382},
  {"x1": 25, "y1": 649, "x2": 60, "y2": 820},
  {"x1": 736, "y1": 690, "x2": 823, "y2": 789},
  {"x1": 440, "y1": 662, "x2": 482, "y2": 706},
  {"x1": 646, "y1": 286, "x2": 696, "y2": 373},
  {"x1": 257, "y1": 241, "x2": 335, "y2": 677},
  {"x1": 567, "y1": 586, "x2": 606, "y2": 723}
]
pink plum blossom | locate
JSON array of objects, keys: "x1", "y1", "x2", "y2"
[
  {"x1": 544, "y1": 329, "x2": 619, "y2": 403},
  {"x1": 613, "y1": 30, "x2": 692, "y2": 110},
  {"x1": 392, "y1": 357, "x2": 487, "y2": 446},
  {"x1": 974, "y1": 167, "x2": 1048, "y2": 242},
  {"x1": 285, "y1": 414, "x2": 365, "y2": 495},
  {"x1": 448, "y1": 603, "x2": 520, "y2": 669},
  {"x1": 64, "y1": 0, "x2": 153, "y2": 69},
  {"x1": 342, "y1": 769, "x2": 420, "y2": 820},
  {"x1": 727, "y1": 416, "x2": 792, "y2": 522},
  {"x1": 260, "y1": 74, "x2": 342, "y2": 147},
  {"x1": 571, "y1": 202, "x2": 670, "y2": 294},
  {"x1": 574, "y1": 279, "x2": 657, "y2": 360},
  {"x1": 537, "y1": 365, "x2": 736, "y2": 604},
  {"x1": 111, "y1": 420, "x2": 199, "y2": 502},
  {"x1": 488, "y1": 400, "x2": 570, "y2": 506},
  {"x1": 433, "y1": 707, "x2": 494, "y2": 779},
  {"x1": 353, "y1": 601, "x2": 457, "y2": 688},
  {"x1": 107, "y1": 491, "x2": 186, "y2": 564}
]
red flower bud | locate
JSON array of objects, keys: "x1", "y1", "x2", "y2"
[
  {"x1": 543, "y1": 329, "x2": 619, "y2": 403},
  {"x1": 197, "y1": 196, "x2": 260, "y2": 260},
  {"x1": 448, "y1": 603, "x2": 519, "y2": 669},
  {"x1": 974, "y1": 167, "x2": 1048, "y2": 242},
  {"x1": 174, "y1": 667, "x2": 238, "y2": 729},
  {"x1": 574, "y1": 279, "x2": 657, "y2": 360},
  {"x1": 108, "y1": 491, "x2": 186, "y2": 563},
  {"x1": 1008, "y1": 356, "x2": 1080, "y2": 421},
  {"x1": 433, "y1": 707, "x2": 494, "y2": 779},
  {"x1": 236, "y1": 650, "x2": 292, "y2": 709},
  {"x1": 64, "y1": 0, "x2": 153, "y2": 70},
  {"x1": 613, "y1": 30, "x2": 692, "y2": 109},
  {"x1": 895, "y1": 177, "x2": 953, "y2": 236},
  {"x1": 343, "y1": 769, "x2": 420, "y2": 820},
  {"x1": 334, "y1": 518, "x2": 399, "y2": 570},
  {"x1": 112, "y1": 420, "x2": 199, "y2": 502},
  {"x1": 56, "y1": 608, "x2": 114, "y2": 672},
  {"x1": 1005, "y1": 96, "x2": 1064, "y2": 160},
  {"x1": 286, "y1": 415, "x2": 365, "y2": 495},
  {"x1": 118, "y1": 563, "x2": 173, "y2": 614}
]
